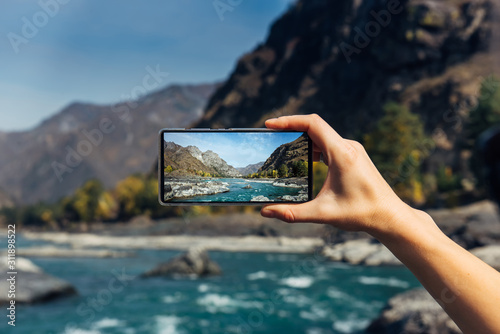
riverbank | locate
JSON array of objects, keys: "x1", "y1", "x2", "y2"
[{"x1": 22, "y1": 232, "x2": 324, "y2": 253}]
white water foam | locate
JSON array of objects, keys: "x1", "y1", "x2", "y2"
[
  {"x1": 247, "y1": 270, "x2": 273, "y2": 280},
  {"x1": 92, "y1": 317, "x2": 125, "y2": 329},
  {"x1": 162, "y1": 292, "x2": 184, "y2": 304},
  {"x1": 279, "y1": 276, "x2": 314, "y2": 288},
  {"x1": 155, "y1": 315, "x2": 184, "y2": 334},
  {"x1": 197, "y1": 283, "x2": 210, "y2": 293},
  {"x1": 61, "y1": 328, "x2": 100, "y2": 334},
  {"x1": 358, "y1": 276, "x2": 410, "y2": 288},
  {"x1": 332, "y1": 319, "x2": 370, "y2": 333},
  {"x1": 196, "y1": 293, "x2": 262, "y2": 314}
]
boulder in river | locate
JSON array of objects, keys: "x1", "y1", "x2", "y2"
[
  {"x1": 0, "y1": 257, "x2": 77, "y2": 304},
  {"x1": 250, "y1": 195, "x2": 271, "y2": 202},
  {"x1": 141, "y1": 247, "x2": 222, "y2": 278},
  {"x1": 322, "y1": 239, "x2": 401, "y2": 266},
  {"x1": 367, "y1": 288, "x2": 461, "y2": 334}
]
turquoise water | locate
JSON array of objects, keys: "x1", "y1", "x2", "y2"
[
  {"x1": 3, "y1": 238, "x2": 421, "y2": 334},
  {"x1": 170, "y1": 178, "x2": 304, "y2": 203}
]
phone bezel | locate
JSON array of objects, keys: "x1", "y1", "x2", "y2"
[{"x1": 158, "y1": 128, "x2": 313, "y2": 206}]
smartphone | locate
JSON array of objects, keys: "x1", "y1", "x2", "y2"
[
  {"x1": 479, "y1": 126, "x2": 500, "y2": 207},
  {"x1": 158, "y1": 128, "x2": 313, "y2": 205}
]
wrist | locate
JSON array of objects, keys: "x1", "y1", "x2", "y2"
[{"x1": 366, "y1": 200, "x2": 443, "y2": 247}]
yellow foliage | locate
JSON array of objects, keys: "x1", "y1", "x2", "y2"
[
  {"x1": 115, "y1": 176, "x2": 145, "y2": 215},
  {"x1": 445, "y1": 166, "x2": 452, "y2": 178},
  {"x1": 96, "y1": 192, "x2": 117, "y2": 220},
  {"x1": 411, "y1": 179, "x2": 425, "y2": 205},
  {"x1": 190, "y1": 206, "x2": 211, "y2": 216},
  {"x1": 313, "y1": 162, "x2": 328, "y2": 197},
  {"x1": 41, "y1": 210, "x2": 53, "y2": 223}
]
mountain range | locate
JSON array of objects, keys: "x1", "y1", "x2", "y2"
[
  {"x1": 164, "y1": 142, "x2": 241, "y2": 177},
  {"x1": 236, "y1": 162, "x2": 265, "y2": 176},
  {"x1": 0, "y1": 83, "x2": 219, "y2": 204},
  {"x1": 197, "y1": 0, "x2": 499, "y2": 179}
]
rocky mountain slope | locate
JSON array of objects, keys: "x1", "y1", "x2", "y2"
[
  {"x1": 201, "y1": 150, "x2": 241, "y2": 177},
  {"x1": 197, "y1": 0, "x2": 499, "y2": 178},
  {"x1": 259, "y1": 134, "x2": 309, "y2": 174},
  {"x1": 164, "y1": 142, "x2": 216, "y2": 176},
  {"x1": 0, "y1": 83, "x2": 218, "y2": 204},
  {"x1": 164, "y1": 143, "x2": 240, "y2": 177},
  {"x1": 236, "y1": 162, "x2": 265, "y2": 176}
]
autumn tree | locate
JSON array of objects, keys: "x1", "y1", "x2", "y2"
[{"x1": 364, "y1": 102, "x2": 432, "y2": 203}]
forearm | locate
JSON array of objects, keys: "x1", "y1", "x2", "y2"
[{"x1": 372, "y1": 204, "x2": 500, "y2": 334}]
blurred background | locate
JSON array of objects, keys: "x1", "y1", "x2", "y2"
[{"x1": 1, "y1": 0, "x2": 499, "y2": 333}]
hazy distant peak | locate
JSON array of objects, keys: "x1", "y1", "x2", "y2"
[{"x1": 0, "y1": 82, "x2": 219, "y2": 204}]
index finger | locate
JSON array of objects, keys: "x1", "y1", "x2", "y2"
[{"x1": 265, "y1": 114, "x2": 347, "y2": 164}]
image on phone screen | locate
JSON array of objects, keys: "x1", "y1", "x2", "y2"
[{"x1": 159, "y1": 130, "x2": 313, "y2": 205}]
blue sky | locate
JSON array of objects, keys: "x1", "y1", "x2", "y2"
[
  {"x1": 164, "y1": 131, "x2": 302, "y2": 167},
  {"x1": 0, "y1": 0, "x2": 294, "y2": 131}
]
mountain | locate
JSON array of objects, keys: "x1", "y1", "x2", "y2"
[
  {"x1": 201, "y1": 151, "x2": 241, "y2": 177},
  {"x1": 164, "y1": 143, "x2": 241, "y2": 177},
  {"x1": 0, "y1": 83, "x2": 219, "y2": 204},
  {"x1": 0, "y1": 188, "x2": 13, "y2": 209},
  {"x1": 164, "y1": 142, "x2": 216, "y2": 175},
  {"x1": 196, "y1": 0, "x2": 498, "y2": 178},
  {"x1": 258, "y1": 134, "x2": 309, "y2": 174},
  {"x1": 236, "y1": 162, "x2": 265, "y2": 176}
]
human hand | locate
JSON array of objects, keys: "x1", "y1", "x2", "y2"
[{"x1": 261, "y1": 114, "x2": 413, "y2": 235}]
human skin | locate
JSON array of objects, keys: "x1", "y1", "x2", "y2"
[{"x1": 261, "y1": 114, "x2": 500, "y2": 334}]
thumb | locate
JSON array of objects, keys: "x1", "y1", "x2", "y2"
[{"x1": 261, "y1": 201, "x2": 322, "y2": 223}]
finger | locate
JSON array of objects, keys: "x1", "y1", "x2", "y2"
[
  {"x1": 261, "y1": 201, "x2": 323, "y2": 223},
  {"x1": 313, "y1": 152, "x2": 321, "y2": 161},
  {"x1": 265, "y1": 114, "x2": 346, "y2": 165}
]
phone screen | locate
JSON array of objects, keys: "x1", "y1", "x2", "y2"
[{"x1": 158, "y1": 129, "x2": 313, "y2": 205}]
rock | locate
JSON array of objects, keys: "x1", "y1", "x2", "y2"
[
  {"x1": 250, "y1": 195, "x2": 271, "y2": 202},
  {"x1": 279, "y1": 194, "x2": 308, "y2": 202},
  {"x1": 243, "y1": 185, "x2": 252, "y2": 189},
  {"x1": 470, "y1": 245, "x2": 500, "y2": 271},
  {"x1": 322, "y1": 239, "x2": 401, "y2": 266},
  {"x1": 253, "y1": 224, "x2": 279, "y2": 237},
  {"x1": 141, "y1": 247, "x2": 222, "y2": 278},
  {"x1": 164, "y1": 180, "x2": 230, "y2": 201},
  {"x1": 0, "y1": 258, "x2": 77, "y2": 304},
  {"x1": 428, "y1": 201, "x2": 500, "y2": 249},
  {"x1": 364, "y1": 248, "x2": 402, "y2": 267},
  {"x1": 272, "y1": 178, "x2": 307, "y2": 188},
  {"x1": 367, "y1": 288, "x2": 461, "y2": 334}
]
